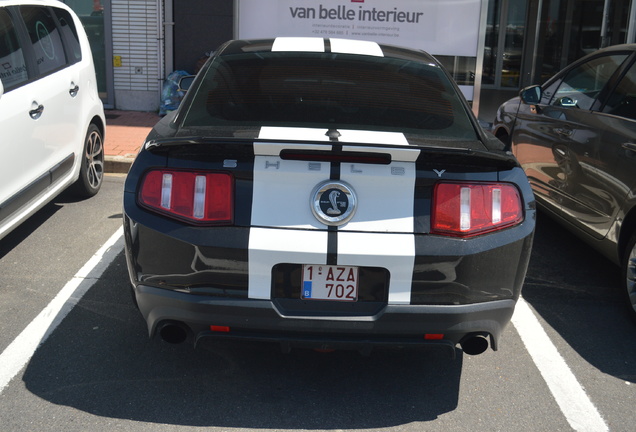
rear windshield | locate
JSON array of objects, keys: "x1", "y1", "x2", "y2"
[{"x1": 181, "y1": 51, "x2": 477, "y2": 140}]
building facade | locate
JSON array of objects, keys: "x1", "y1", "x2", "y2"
[{"x1": 64, "y1": 0, "x2": 636, "y2": 121}]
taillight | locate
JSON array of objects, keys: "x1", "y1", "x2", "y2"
[
  {"x1": 432, "y1": 182, "x2": 522, "y2": 237},
  {"x1": 139, "y1": 170, "x2": 233, "y2": 224}
]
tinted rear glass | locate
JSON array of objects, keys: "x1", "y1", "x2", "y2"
[
  {"x1": 0, "y1": 9, "x2": 28, "y2": 90},
  {"x1": 181, "y1": 52, "x2": 477, "y2": 140},
  {"x1": 20, "y1": 6, "x2": 67, "y2": 75}
]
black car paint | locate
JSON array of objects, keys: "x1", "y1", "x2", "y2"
[
  {"x1": 123, "y1": 134, "x2": 535, "y2": 352},
  {"x1": 124, "y1": 39, "x2": 536, "y2": 354}
]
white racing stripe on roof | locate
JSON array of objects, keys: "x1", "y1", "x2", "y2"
[
  {"x1": 330, "y1": 38, "x2": 384, "y2": 57},
  {"x1": 272, "y1": 37, "x2": 325, "y2": 52},
  {"x1": 270, "y1": 37, "x2": 383, "y2": 56}
]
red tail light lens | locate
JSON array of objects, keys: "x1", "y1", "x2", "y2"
[
  {"x1": 139, "y1": 170, "x2": 233, "y2": 224},
  {"x1": 432, "y1": 182, "x2": 523, "y2": 237}
]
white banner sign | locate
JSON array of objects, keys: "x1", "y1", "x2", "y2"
[{"x1": 236, "y1": 0, "x2": 482, "y2": 57}]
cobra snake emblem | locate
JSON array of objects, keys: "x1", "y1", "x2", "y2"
[{"x1": 326, "y1": 190, "x2": 342, "y2": 215}]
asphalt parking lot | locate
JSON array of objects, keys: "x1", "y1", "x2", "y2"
[{"x1": 0, "y1": 175, "x2": 634, "y2": 432}]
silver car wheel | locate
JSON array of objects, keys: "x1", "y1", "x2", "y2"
[
  {"x1": 72, "y1": 123, "x2": 104, "y2": 198},
  {"x1": 85, "y1": 127, "x2": 104, "y2": 190}
]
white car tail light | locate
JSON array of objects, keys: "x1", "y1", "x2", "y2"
[
  {"x1": 432, "y1": 182, "x2": 523, "y2": 237},
  {"x1": 139, "y1": 170, "x2": 233, "y2": 224}
]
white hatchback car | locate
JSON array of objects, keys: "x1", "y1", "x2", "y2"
[{"x1": 0, "y1": 0, "x2": 105, "y2": 240}]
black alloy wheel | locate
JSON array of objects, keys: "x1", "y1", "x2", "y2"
[{"x1": 622, "y1": 232, "x2": 636, "y2": 323}]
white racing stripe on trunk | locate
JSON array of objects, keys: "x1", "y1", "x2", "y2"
[
  {"x1": 337, "y1": 129, "x2": 408, "y2": 145},
  {"x1": 249, "y1": 137, "x2": 418, "y2": 302},
  {"x1": 338, "y1": 232, "x2": 415, "y2": 304},
  {"x1": 248, "y1": 228, "x2": 328, "y2": 299},
  {"x1": 258, "y1": 127, "x2": 334, "y2": 144},
  {"x1": 251, "y1": 155, "x2": 327, "y2": 229},
  {"x1": 258, "y1": 126, "x2": 408, "y2": 146},
  {"x1": 340, "y1": 161, "x2": 417, "y2": 233}
]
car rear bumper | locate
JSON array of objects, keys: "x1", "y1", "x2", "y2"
[{"x1": 134, "y1": 283, "x2": 517, "y2": 355}]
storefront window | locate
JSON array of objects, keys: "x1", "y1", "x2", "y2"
[
  {"x1": 434, "y1": 56, "x2": 476, "y2": 86},
  {"x1": 535, "y1": 0, "x2": 632, "y2": 83},
  {"x1": 483, "y1": 0, "x2": 527, "y2": 88}
]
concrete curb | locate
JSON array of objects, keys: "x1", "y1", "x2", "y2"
[{"x1": 105, "y1": 155, "x2": 134, "y2": 174}]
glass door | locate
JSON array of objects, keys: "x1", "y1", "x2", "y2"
[
  {"x1": 483, "y1": 0, "x2": 528, "y2": 89},
  {"x1": 532, "y1": 0, "x2": 633, "y2": 83}
]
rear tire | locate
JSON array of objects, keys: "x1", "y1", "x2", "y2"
[
  {"x1": 72, "y1": 124, "x2": 104, "y2": 198},
  {"x1": 495, "y1": 130, "x2": 511, "y2": 150},
  {"x1": 622, "y1": 232, "x2": 636, "y2": 323}
]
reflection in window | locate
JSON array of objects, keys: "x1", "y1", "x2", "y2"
[
  {"x1": 63, "y1": 0, "x2": 106, "y2": 96},
  {"x1": 603, "y1": 63, "x2": 636, "y2": 121},
  {"x1": 434, "y1": 56, "x2": 476, "y2": 86},
  {"x1": 184, "y1": 52, "x2": 478, "y2": 140},
  {"x1": 20, "y1": 6, "x2": 67, "y2": 75},
  {"x1": 482, "y1": 0, "x2": 527, "y2": 88},
  {"x1": 0, "y1": 9, "x2": 28, "y2": 90},
  {"x1": 551, "y1": 54, "x2": 628, "y2": 110},
  {"x1": 55, "y1": 8, "x2": 81, "y2": 63}
]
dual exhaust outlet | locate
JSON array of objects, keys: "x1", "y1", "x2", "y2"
[{"x1": 156, "y1": 321, "x2": 491, "y2": 356}]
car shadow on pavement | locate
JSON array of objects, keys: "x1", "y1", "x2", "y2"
[
  {"x1": 22, "y1": 251, "x2": 462, "y2": 428},
  {"x1": 0, "y1": 202, "x2": 63, "y2": 259},
  {"x1": 522, "y1": 210, "x2": 636, "y2": 383}
]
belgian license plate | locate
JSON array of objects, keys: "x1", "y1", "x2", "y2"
[{"x1": 302, "y1": 265, "x2": 359, "y2": 302}]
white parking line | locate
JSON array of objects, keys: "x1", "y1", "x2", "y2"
[
  {"x1": 0, "y1": 227, "x2": 124, "y2": 394},
  {"x1": 0, "y1": 230, "x2": 611, "y2": 432},
  {"x1": 512, "y1": 297, "x2": 608, "y2": 432}
]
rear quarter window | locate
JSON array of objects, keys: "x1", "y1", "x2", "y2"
[{"x1": 53, "y1": 7, "x2": 81, "y2": 63}]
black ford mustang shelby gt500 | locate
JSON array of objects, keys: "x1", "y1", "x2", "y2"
[{"x1": 123, "y1": 37, "x2": 535, "y2": 356}]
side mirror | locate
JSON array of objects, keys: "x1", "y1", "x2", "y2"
[
  {"x1": 520, "y1": 85, "x2": 542, "y2": 104},
  {"x1": 178, "y1": 75, "x2": 196, "y2": 92}
]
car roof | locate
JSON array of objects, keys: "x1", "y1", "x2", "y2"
[
  {"x1": 216, "y1": 37, "x2": 439, "y2": 65},
  {"x1": 591, "y1": 43, "x2": 636, "y2": 53}
]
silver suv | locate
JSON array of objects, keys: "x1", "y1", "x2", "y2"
[{"x1": 0, "y1": 0, "x2": 105, "y2": 240}]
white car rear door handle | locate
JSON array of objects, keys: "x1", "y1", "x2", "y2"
[
  {"x1": 29, "y1": 102, "x2": 44, "y2": 119},
  {"x1": 69, "y1": 82, "x2": 79, "y2": 97}
]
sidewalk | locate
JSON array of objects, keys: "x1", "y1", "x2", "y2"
[{"x1": 104, "y1": 110, "x2": 160, "y2": 173}]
